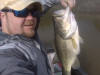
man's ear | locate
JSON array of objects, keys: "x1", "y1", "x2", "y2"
[
  {"x1": 0, "y1": 12, "x2": 5, "y2": 18},
  {"x1": 0, "y1": 12, "x2": 6, "y2": 27}
]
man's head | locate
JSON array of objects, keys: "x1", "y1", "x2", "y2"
[{"x1": 0, "y1": 0, "x2": 42, "y2": 38}]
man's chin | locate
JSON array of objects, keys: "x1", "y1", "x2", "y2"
[{"x1": 23, "y1": 31, "x2": 35, "y2": 38}]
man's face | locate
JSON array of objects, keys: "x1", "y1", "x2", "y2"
[{"x1": 1, "y1": 5, "x2": 38, "y2": 38}]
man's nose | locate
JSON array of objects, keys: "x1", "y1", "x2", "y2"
[{"x1": 26, "y1": 13, "x2": 35, "y2": 20}]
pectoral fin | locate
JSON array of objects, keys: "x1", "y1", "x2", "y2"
[{"x1": 71, "y1": 37, "x2": 77, "y2": 49}]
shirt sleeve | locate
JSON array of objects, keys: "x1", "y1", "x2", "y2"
[
  {"x1": 42, "y1": 0, "x2": 59, "y2": 7},
  {"x1": 0, "y1": 49, "x2": 35, "y2": 75},
  {"x1": 42, "y1": 0, "x2": 60, "y2": 14}
]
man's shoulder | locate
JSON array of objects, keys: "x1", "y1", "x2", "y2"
[
  {"x1": 0, "y1": 42, "x2": 27, "y2": 60},
  {"x1": 0, "y1": 36, "x2": 30, "y2": 61},
  {"x1": 0, "y1": 35, "x2": 40, "y2": 61}
]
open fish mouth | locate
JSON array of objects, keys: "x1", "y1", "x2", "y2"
[{"x1": 53, "y1": 7, "x2": 77, "y2": 39}]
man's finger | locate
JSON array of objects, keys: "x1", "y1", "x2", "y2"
[
  {"x1": 67, "y1": 0, "x2": 76, "y2": 8},
  {"x1": 60, "y1": 0, "x2": 68, "y2": 7},
  {"x1": 60, "y1": 0, "x2": 76, "y2": 8}
]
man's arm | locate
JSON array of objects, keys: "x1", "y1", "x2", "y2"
[{"x1": 42, "y1": 0, "x2": 76, "y2": 13}]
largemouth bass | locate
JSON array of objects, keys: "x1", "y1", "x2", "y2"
[{"x1": 53, "y1": 7, "x2": 80, "y2": 75}]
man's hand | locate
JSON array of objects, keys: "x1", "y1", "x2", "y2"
[{"x1": 60, "y1": 0, "x2": 76, "y2": 8}]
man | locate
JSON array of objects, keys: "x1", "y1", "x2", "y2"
[{"x1": 0, "y1": 0, "x2": 81, "y2": 75}]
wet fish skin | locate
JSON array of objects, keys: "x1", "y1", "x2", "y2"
[{"x1": 53, "y1": 7, "x2": 80, "y2": 75}]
